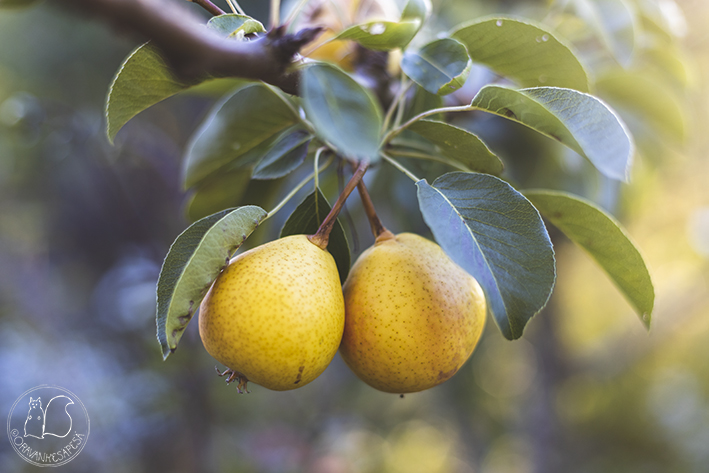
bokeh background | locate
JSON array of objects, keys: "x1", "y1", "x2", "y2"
[{"x1": 0, "y1": 0, "x2": 708, "y2": 472}]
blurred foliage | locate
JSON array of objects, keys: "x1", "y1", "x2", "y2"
[{"x1": 0, "y1": 0, "x2": 708, "y2": 472}]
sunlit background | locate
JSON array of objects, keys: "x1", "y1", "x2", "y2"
[{"x1": 0, "y1": 0, "x2": 707, "y2": 471}]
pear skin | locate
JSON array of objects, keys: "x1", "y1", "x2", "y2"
[
  {"x1": 340, "y1": 232, "x2": 486, "y2": 393},
  {"x1": 199, "y1": 235, "x2": 345, "y2": 391}
]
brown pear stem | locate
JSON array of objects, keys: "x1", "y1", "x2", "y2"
[
  {"x1": 309, "y1": 161, "x2": 369, "y2": 250},
  {"x1": 356, "y1": 179, "x2": 392, "y2": 240}
]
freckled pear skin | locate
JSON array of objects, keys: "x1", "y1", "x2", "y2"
[
  {"x1": 198, "y1": 235, "x2": 345, "y2": 391},
  {"x1": 340, "y1": 232, "x2": 486, "y2": 393}
]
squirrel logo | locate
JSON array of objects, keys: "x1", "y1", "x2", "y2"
[{"x1": 23, "y1": 395, "x2": 74, "y2": 440}]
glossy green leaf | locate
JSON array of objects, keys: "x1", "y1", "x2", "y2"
[
  {"x1": 106, "y1": 44, "x2": 192, "y2": 143},
  {"x1": 252, "y1": 129, "x2": 312, "y2": 180},
  {"x1": 401, "y1": 0, "x2": 432, "y2": 22},
  {"x1": 185, "y1": 169, "x2": 252, "y2": 222},
  {"x1": 301, "y1": 64, "x2": 382, "y2": 161},
  {"x1": 572, "y1": 0, "x2": 637, "y2": 66},
  {"x1": 183, "y1": 83, "x2": 300, "y2": 188},
  {"x1": 452, "y1": 17, "x2": 589, "y2": 92},
  {"x1": 405, "y1": 120, "x2": 503, "y2": 175},
  {"x1": 417, "y1": 172, "x2": 555, "y2": 340},
  {"x1": 336, "y1": 19, "x2": 421, "y2": 51},
  {"x1": 157, "y1": 206, "x2": 267, "y2": 359},
  {"x1": 525, "y1": 189, "x2": 653, "y2": 327},
  {"x1": 596, "y1": 71, "x2": 686, "y2": 142},
  {"x1": 472, "y1": 85, "x2": 633, "y2": 181},
  {"x1": 401, "y1": 38, "x2": 472, "y2": 95},
  {"x1": 280, "y1": 190, "x2": 350, "y2": 283},
  {"x1": 206, "y1": 13, "x2": 265, "y2": 37}
]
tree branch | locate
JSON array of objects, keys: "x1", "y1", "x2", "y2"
[{"x1": 55, "y1": 0, "x2": 322, "y2": 94}]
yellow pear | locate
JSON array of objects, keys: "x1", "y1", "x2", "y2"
[
  {"x1": 340, "y1": 232, "x2": 486, "y2": 393},
  {"x1": 199, "y1": 234, "x2": 345, "y2": 391}
]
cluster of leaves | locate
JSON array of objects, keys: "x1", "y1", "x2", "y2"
[{"x1": 99, "y1": 0, "x2": 667, "y2": 357}]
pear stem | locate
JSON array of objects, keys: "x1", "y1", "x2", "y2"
[
  {"x1": 309, "y1": 160, "x2": 369, "y2": 249},
  {"x1": 356, "y1": 179, "x2": 391, "y2": 239}
]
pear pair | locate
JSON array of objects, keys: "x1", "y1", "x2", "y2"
[{"x1": 198, "y1": 232, "x2": 486, "y2": 393}]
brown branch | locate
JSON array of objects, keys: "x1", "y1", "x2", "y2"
[
  {"x1": 309, "y1": 161, "x2": 369, "y2": 250},
  {"x1": 55, "y1": 0, "x2": 322, "y2": 94}
]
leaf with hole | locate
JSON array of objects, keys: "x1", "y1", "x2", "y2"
[
  {"x1": 336, "y1": 20, "x2": 421, "y2": 51},
  {"x1": 452, "y1": 17, "x2": 589, "y2": 91},
  {"x1": 183, "y1": 83, "x2": 300, "y2": 188},
  {"x1": 206, "y1": 13, "x2": 265, "y2": 37},
  {"x1": 472, "y1": 85, "x2": 633, "y2": 181},
  {"x1": 301, "y1": 64, "x2": 382, "y2": 161},
  {"x1": 416, "y1": 172, "x2": 555, "y2": 340},
  {"x1": 404, "y1": 120, "x2": 503, "y2": 175},
  {"x1": 157, "y1": 206, "x2": 267, "y2": 359},
  {"x1": 252, "y1": 128, "x2": 312, "y2": 180},
  {"x1": 524, "y1": 189, "x2": 653, "y2": 327},
  {"x1": 280, "y1": 189, "x2": 350, "y2": 283},
  {"x1": 401, "y1": 38, "x2": 472, "y2": 95}
]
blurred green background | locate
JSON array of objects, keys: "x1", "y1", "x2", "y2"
[{"x1": 0, "y1": 0, "x2": 708, "y2": 472}]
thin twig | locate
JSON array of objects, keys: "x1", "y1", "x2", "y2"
[
  {"x1": 283, "y1": 0, "x2": 310, "y2": 27},
  {"x1": 191, "y1": 0, "x2": 226, "y2": 16},
  {"x1": 381, "y1": 78, "x2": 412, "y2": 134},
  {"x1": 381, "y1": 153, "x2": 420, "y2": 182},
  {"x1": 388, "y1": 148, "x2": 470, "y2": 172},
  {"x1": 270, "y1": 0, "x2": 280, "y2": 29},
  {"x1": 266, "y1": 155, "x2": 334, "y2": 219},
  {"x1": 382, "y1": 104, "x2": 478, "y2": 145},
  {"x1": 309, "y1": 161, "x2": 369, "y2": 249}
]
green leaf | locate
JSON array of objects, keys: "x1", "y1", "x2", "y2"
[
  {"x1": 595, "y1": 71, "x2": 687, "y2": 142},
  {"x1": 252, "y1": 128, "x2": 312, "y2": 180},
  {"x1": 452, "y1": 17, "x2": 589, "y2": 92},
  {"x1": 156, "y1": 206, "x2": 267, "y2": 359},
  {"x1": 572, "y1": 0, "x2": 637, "y2": 67},
  {"x1": 335, "y1": 20, "x2": 421, "y2": 51},
  {"x1": 183, "y1": 83, "x2": 300, "y2": 188},
  {"x1": 401, "y1": 0, "x2": 432, "y2": 22},
  {"x1": 280, "y1": 190, "x2": 350, "y2": 283},
  {"x1": 472, "y1": 85, "x2": 633, "y2": 182},
  {"x1": 185, "y1": 169, "x2": 252, "y2": 222},
  {"x1": 525, "y1": 189, "x2": 653, "y2": 327},
  {"x1": 300, "y1": 64, "x2": 383, "y2": 161},
  {"x1": 401, "y1": 38, "x2": 472, "y2": 96},
  {"x1": 106, "y1": 44, "x2": 192, "y2": 143},
  {"x1": 416, "y1": 172, "x2": 555, "y2": 340},
  {"x1": 405, "y1": 120, "x2": 503, "y2": 175},
  {"x1": 206, "y1": 13, "x2": 265, "y2": 37},
  {"x1": 106, "y1": 14, "x2": 263, "y2": 143}
]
